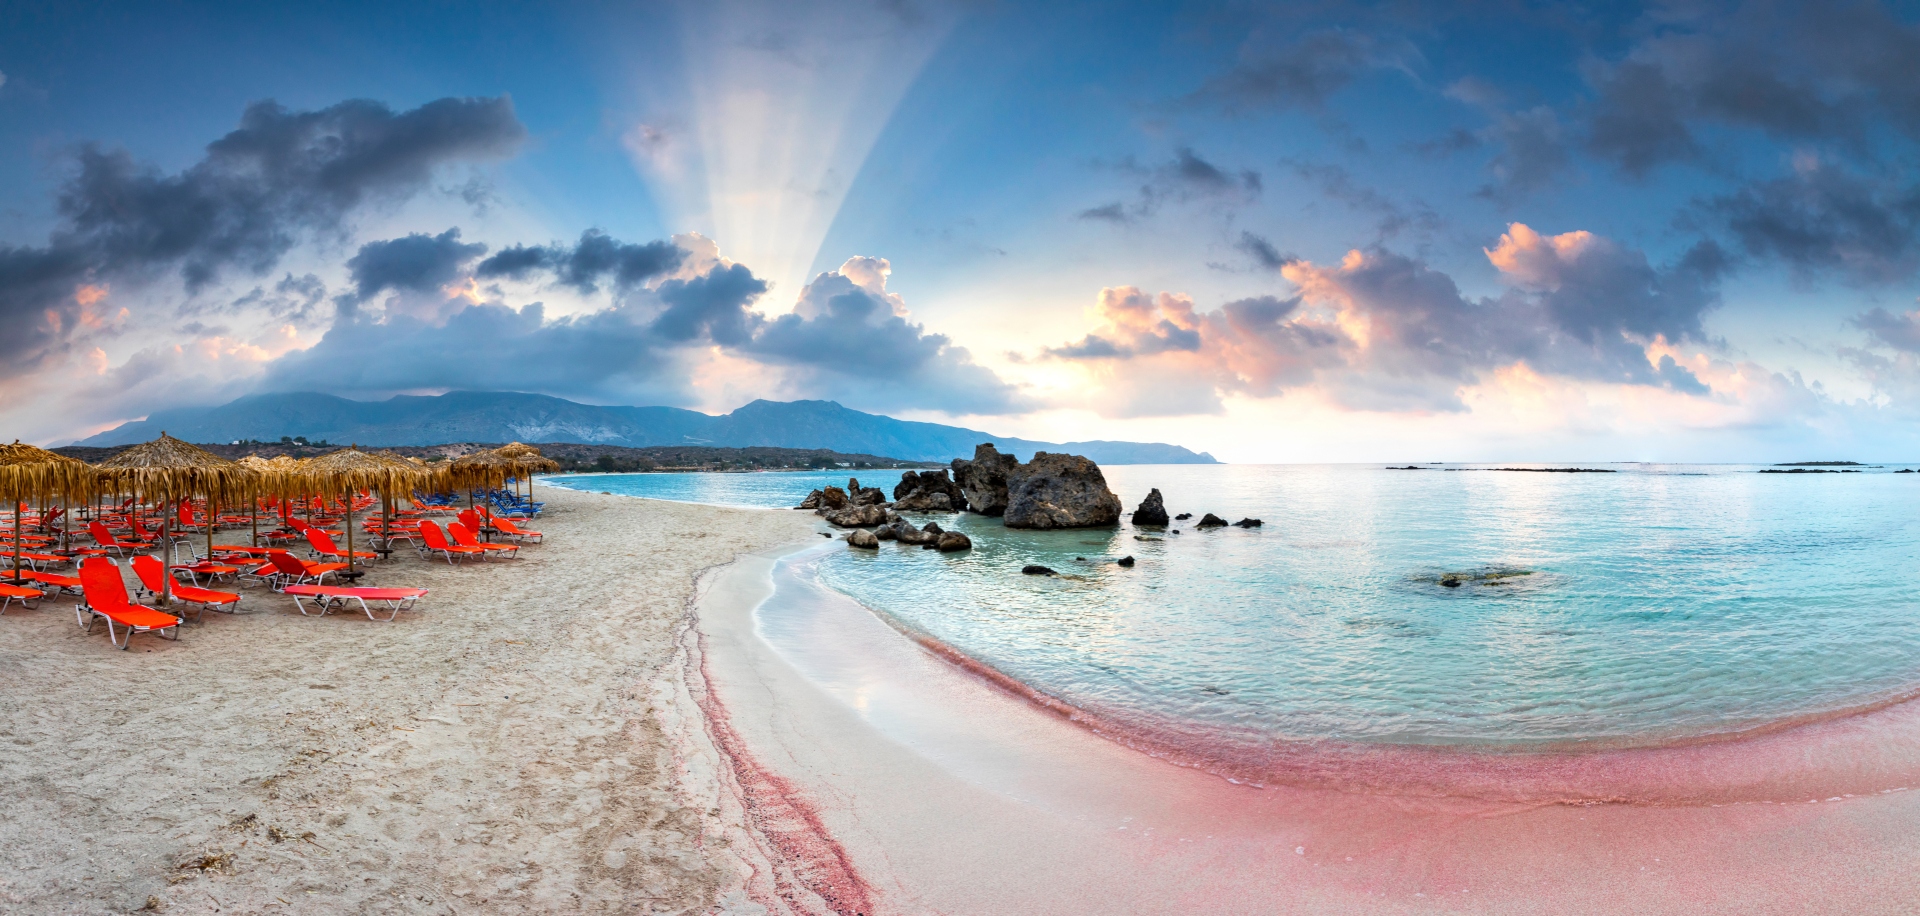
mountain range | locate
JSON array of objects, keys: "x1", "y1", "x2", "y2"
[{"x1": 74, "y1": 392, "x2": 1219, "y2": 465}]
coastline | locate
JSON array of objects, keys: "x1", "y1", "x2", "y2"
[{"x1": 695, "y1": 538, "x2": 1920, "y2": 914}]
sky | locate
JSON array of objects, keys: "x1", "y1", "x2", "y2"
[{"x1": 5, "y1": 0, "x2": 1920, "y2": 461}]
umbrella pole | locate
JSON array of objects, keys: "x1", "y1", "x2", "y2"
[
  {"x1": 161, "y1": 498, "x2": 173, "y2": 605},
  {"x1": 344, "y1": 488, "x2": 354, "y2": 577},
  {"x1": 207, "y1": 495, "x2": 216, "y2": 562},
  {"x1": 13, "y1": 501, "x2": 21, "y2": 581}
]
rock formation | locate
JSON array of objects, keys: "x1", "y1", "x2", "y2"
[
  {"x1": 1195, "y1": 513, "x2": 1228, "y2": 528},
  {"x1": 1130, "y1": 488, "x2": 1169, "y2": 526},
  {"x1": 1003, "y1": 452, "x2": 1122, "y2": 529},
  {"x1": 935, "y1": 531, "x2": 972, "y2": 552},
  {"x1": 1021, "y1": 565, "x2": 1056, "y2": 575},
  {"x1": 1233, "y1": 517, "x2": 1263, "y2": 528},
  {"x1": 846, "y1": 478, "x2": 889, "y2": 506},
  {"x1": 892, "y1": 469, "x2": 964, "y2": 512},
  {"x1": 846, "y1": 529, "x2": 879, "y2": 549},
  {"x1": 1116, "y1": 555, "x2": 1135, "y2": 567},
  {"x1": 950, "y1": 443, "x2": 1018, "y2": 516},
  {"x1": 822, "y1": 504, "x2": 890, "y2": 528}
]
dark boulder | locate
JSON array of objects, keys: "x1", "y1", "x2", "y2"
[
  {"x1": 1233, "y1": 518, "x2": 1263, "y2": 528},
  {"x1": 819, "y1": 486, "x2": 849, "y2": 511},
  {"x1": 881, "y1": 519, "x2": 937, "y2": 545},
  {"x1": 872, "y1": 525, "x2": 898, "y2": 541},
  {"x1": 1130, "y1": 488, "x2": 1169, "y2": 526},
  {"x1": 1116, "y1": 555, "x2": 1135, "y2": 567},
  {"x1": 936, "y1": 532, "x2": 973, "y2": 552},
  {"x1": 846, "y1": 529, "x2": 879, "y2": 549},
  {"x1": 892, "y1": 469, "x2": 966, "y2": 512},
  {"x1": 921, "y1": 521, "x2": 944, "y2": 535},
  {"x1": 823, "y1": 504, "x2": 889, "y2": 528},
  {"x1": 796, "y1": 490, "x2": 824, "y2": 510},
  {"x1": 846, "y1": 478, "x2": 890, "y2": 506},
  {"x1": 1004, "y1": 452, "x2": 1123, "y2": 529},
  {"x1": 951, "y1": 443, "x2": 1018, "y2": 516},
  {"x1": 1195, "y1": 513, "x2": 1228, "y2": 528},
  {"x1": 1174, "y1": 512, "x2": 1192, "y2": 520},
  {"x1": 1021, "y1": 565, "x2": 1056, "y2": 576}
]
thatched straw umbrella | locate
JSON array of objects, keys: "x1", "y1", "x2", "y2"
[
  {"x1": 96, "y1": 433, "x2": 249, "y2": 603},
  {"x1": 494, "y1": 442, "x2": 559, "y2": 506},
  {"x1": 0, "y1": 442, "x2": 97, "y2": 579},
  {"x1": 448, "y1": 449, "x2": 513, "y2": 518},
  {"x1": 302, "y1": 447, "x2": 432, "y2": 576}
]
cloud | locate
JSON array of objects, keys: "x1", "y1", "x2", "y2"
[
  {"x1": 1856, "y1": 307, "x2": 1920, "y2": 352},
  {"x1": 1043, "y1": 224, "x2": 1723, "y2": 416},
  {"x1": 1284, "y1": 160, "x2": 1442, "y2": 237},
  {"x1": 1081, "y1": 148, "x2": 1262, "y2": 224},
  {"x1": 344, "y1": 228, "x2": 487, "y2": 303},
  {"x1": 1193, "y1": 29, "x2": 1414, "y2": 113},
  {"x1": 746, "y1": 256, "x2": 1027, "y2": 413},
  {"x1": 0, "y1": 95, "x2": 524, "y2": 378},
  {"x1": 1703, "y1": 161, "x2": 1920, "y2": 284},
  {"x1": 1235, "y1": 231, "x2": 1293, "y2": 270},
  {"x1": 259, "y1": 244, "x2": 1024, "y2": 416},
  {"x1": 475, "y1": 229, "x2": 686, "y2": 293}
]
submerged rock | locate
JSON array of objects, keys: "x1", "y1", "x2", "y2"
[
  {"x1": 846, "y1": 529, "x2": 879, "y2": 549},
  {"x1": 1130, "y1": 488, "x2": 1169, "y2": 527},
  {"x1": 951, "y1": 443, "x2": 1018, "y2": 516},
  {"x1": 936, "y1": 532, "x2": 972, "y2": 552},
  {"x1": 1021, "y1": 565, "x2": 1057, "y2": 576},
  {"x1": 1004, "y1": 452, "x2": 1123, "y2": 529},
  {"x1": 1195, "y1": 513, "x2": 1228, "y2": 528},
  {"x1": 1233, "y1": 517, "x2": 1263, "y2": 528},
  {"x1": 1116, "y1": 555, "x2": 1135, "y2": 567},
  {"x1": 1174, "y1": 512, "x2": 1193, "y2": 521}
]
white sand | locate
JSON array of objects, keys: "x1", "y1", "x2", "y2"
[{"x1": 0, "y1": 486, "x2": 817, "y2": 914}]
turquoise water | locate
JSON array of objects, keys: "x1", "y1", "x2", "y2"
[{"x1": 551, "y1": 465, "x2": 1920, "y2": 751}]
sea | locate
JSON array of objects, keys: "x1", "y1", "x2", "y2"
[{"x1": 548, "y1": 463, "x2": 1920, "y2": 772}]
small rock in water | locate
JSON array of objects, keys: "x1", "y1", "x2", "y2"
[
  {"x1": 1117, "y1": 555, "x2": 1135, "y2": 567},
  {"x1": 1174, "y1": 512, "x2": 1193, "y2": 520},
  {"x1": 935, "y1": 531, "x2": 972, "y2": 552},
  {"x1": 1440, "y1": 576, "x2": 1461, "y2": 587},
  {"x1": 1130, "y1": 488, "x2": 1170, "y2": 527},
  {"x1": 1195, "y1": 513, "x2": 1229, "y2": 528},
  {"x1": 1170, "y1": 529, "x2": 1181, "y2": 535},
  {"x1": 1022, "y1": 565, "x2": 1057, "y2": 576},
  {"x1": 820, "y1": 532, "x2": 832, "y2": 538},
  {"x1": 846, "y1": 529, "x2": 879, "y2": 549},
  {"x1": 1075, "y1": 556, "x2": 1086, "y2": 561},
  {"x1": 1233, "y1": 517, "x2": 1263, "y2": 528}
]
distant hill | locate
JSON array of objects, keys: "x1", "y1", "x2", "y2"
[{"x1": 73, "y1": 391, "x2": 1219, "y2": 465}]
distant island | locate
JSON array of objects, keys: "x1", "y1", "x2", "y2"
[
  {"x1": 71, "y1": 391, "x2": 1219, "y2": 465},
  {"x1": 1775, "y1": 461, "x2": 1865, "y2": 467}
]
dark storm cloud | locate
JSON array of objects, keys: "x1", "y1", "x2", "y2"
[
  {"x1": 344, "y1": 228, "x2": 487, "y2": 303},
  {"x1": 650, "y1": 263, "x2": 766, "y2": 345},
  {"x1": 1856, "y1": 308, "x2": 1920, "y2": 352},
  {"x1": 0, "y1": 95, "x2": 524, "y2": 376},
  {"x1": 475, "y1": 230, "x2": 686, "y2": 293}
]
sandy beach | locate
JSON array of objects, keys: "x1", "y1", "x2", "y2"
[
  {"x1": 698, "y1": 545, "x2": 1920, "y2": 916},
  {"x1": 1, "y1": 486, "x2": 815, "y2": 914}
]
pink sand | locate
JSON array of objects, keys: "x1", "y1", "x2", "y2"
[{"x1": 694, "y1": 546, "x2": 1920, "y2": 915}]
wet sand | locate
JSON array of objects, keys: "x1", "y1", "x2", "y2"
[
  {"x1": 0, "y1": 487, "x2": 815, "y2": 914},
  {"x1": 697, "y1": 545, "x2": 1920, "y2": 915}
]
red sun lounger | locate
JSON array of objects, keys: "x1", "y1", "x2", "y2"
[
  {"x1": 264, "y1": 550, "x2": 348, "y2": 591},
  {"x1": 87, "y1": 520, "x2": 151, "y2": 557},
  {"x1": 131, "y1": 555, "x2": 242, "y2": 619},
  {"x1": 417, "y1": 521, "x2": 485, "y2": 564},
  {"x1": 282, "y1": 585, "x2": 427, "y2": 622},
  {"x1": 489, "y1": 517, "x2": 542, "y2": 543},
  {"x1": 12, "y1": 570, "x2": 81, "y2": 597},
  {"x1": 0, "y1": 581, "x2": 45, "y2": 614},
  {"x1": 449, "y1": 522, "x2": 517, "y2": 559},
  {"x1": 76, "y1": 558, "x2": 181, "y2": 649}
]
